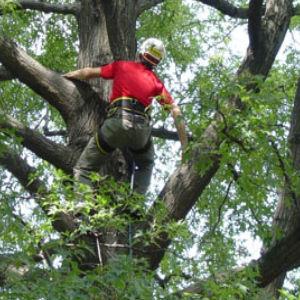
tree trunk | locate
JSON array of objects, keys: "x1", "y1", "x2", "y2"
[
  {"x1": 264, "y1": 78, "x2": 300, "y2": 297},
  {"x1": 64, "y1": 0, "x2": 139, "y2": 267}
]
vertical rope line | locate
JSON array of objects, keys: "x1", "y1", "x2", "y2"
[
  {"x1": 128, "y1": 161, "x2": 135, "y2": 258},
  {"x1": 95, "y1": 234, "x2": 103, "y2": 266}
]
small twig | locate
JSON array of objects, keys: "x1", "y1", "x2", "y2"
[
  {"x1": 216, "y1": 100, "x2": 253, "y2": 153},
  {"x1": 223, "y1": 130, "x2": 254, "y2": 152},
  {"x1": 11, "y1": 211, "x2": 53, "y2": 268},
  {"x1": 43, "y1": 128, "x2": 67, "y2": 137},
  {"x1": 155, "y1": 272, "x2": 192, "y2": 289},
  {"x1": 38, "y1": 241, "x2": 53, "y2": 269},
  {"x1": 200, "y1": 181, "x2": 233, "y2": 245},
  {"x1": 211, "y1": 180, "x2": 233, "y2": 234},
  {"x1": 34, "y1": 111, "x2": 49, "y2": 130}
]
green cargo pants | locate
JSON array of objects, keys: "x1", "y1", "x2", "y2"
[{"x1": 73, "y1": 110, "x2": 154, "y2": 194}]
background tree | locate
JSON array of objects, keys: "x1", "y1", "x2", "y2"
[{"x1": 0, "y1": 0, "x2": 300, "y2": 299}]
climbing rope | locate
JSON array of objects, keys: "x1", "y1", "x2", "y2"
[
  {"x1": 128, "y1": 161, "x2": 135, "y2": 258},
  {"x1": 95, "y1": 232, "x2": 103, "y2": 266}
]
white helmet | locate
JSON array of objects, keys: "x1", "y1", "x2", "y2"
[{"x1": 140, "y1": 38, "x2": 166, "y2": 66}]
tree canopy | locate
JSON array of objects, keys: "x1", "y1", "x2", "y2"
[{"x1": 1, "y1": 0, "x2": 300, "y2": 299}]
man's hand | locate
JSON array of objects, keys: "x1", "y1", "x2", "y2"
[{"x1": 63, "y1": 70, "x2": 85, "y2": 80}]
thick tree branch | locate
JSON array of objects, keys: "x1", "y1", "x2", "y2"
[
  {"x1": 136, "y1": 0, "x2": 249, "y2": 19},
  {"x1": 177, "y1": 222, "x2": 300, "y2": 297},
  {"x1": 256, "y1": 222, "x2": 300, "y2": 287},
  {"x1": 0, "y1": 0, "x2": 80, "y2": 16},
  {"x1": 248, "y1": 0, "x2": 264, "y2": 58},
  {"x1": 196, "y1": 0, "x2": 249, "y2": 19},
  {"x1": 264, "y1": 78, "x2": 300, "y2": 295},
  {"x1": 0, "y1": 115, "x2": 73, "y2": 173},
  {"x1": 140, "y1": 121, "x2": 221, "y2": 269},
  {"x1": 139, "y1": 0, "x2": 294, "y2": 271},
  {"x1": 151, "y1": 127, "x2": 193, "y2": 141},
  {"x1": 0, "y1": 66, "x2": 14, "y2": 81},
  {"x1": 0, "y1": 149, "x2": 46, "y2": 195},
  {"x1": 151, "y1": 127, "x2": 179, "y2": 141},
  {"x1": 238, "y1": 0, "x2": 293, "y2": 76},
  {"x1": 41, "y1": 127, "x2": 187, "y2": 141},
  {"x1": 0, "y1": 36, "x2": 98, "y2": 124},
  {"x1": 0, "y1": 147, "x2": 78, "y2": 232}
]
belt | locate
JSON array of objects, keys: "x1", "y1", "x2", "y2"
[
  {"x1": 112, "y1": 110, "x2": 149, "y2": 123},
  {"x1": 108, "y1": 97, "x2": 150, "y2": 114}
]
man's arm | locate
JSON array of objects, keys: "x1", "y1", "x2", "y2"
[
  {"x1": 63, "y1": 67, "x2": 100, "y2": 80},
  {"x1": 170, "y1": 103, "x2": 188, "y2": 151}
]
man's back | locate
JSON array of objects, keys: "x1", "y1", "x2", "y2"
[{"x1": 100, "y1": 61, "x2": 165, "y2": 107}]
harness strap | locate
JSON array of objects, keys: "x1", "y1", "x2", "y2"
[
  {"x1": 95, "y1": 131, "x2": 115, "y2": 155},
  {"x1": 109, "y1": 97, "x2": 151, "y2": 114}
]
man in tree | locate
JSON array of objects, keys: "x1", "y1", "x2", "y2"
[{"x1": 64, "y1": 38, "x2": 188, "y2": 194}]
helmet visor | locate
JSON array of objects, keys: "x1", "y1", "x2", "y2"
[{"x1": 143, "y1": 52, "x2": 160, "y2": 66}]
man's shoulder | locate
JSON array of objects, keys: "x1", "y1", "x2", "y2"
[
  {"x1": 112, "y1": 60, "x2": 139, "y2": 70},
  {"x1": 114, "y1": 60, "x2": 135, "y2": 65}
]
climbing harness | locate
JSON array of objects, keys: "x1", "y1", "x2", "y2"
[
  {"x1": 95, "y1": 131, "x2": 115, "y2": 155},
  {"x1": 108, "y1": 97, "x2": 152, "y2": 117}
]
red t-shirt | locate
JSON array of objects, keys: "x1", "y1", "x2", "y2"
[{"x1": 99, "y1": 61, "x2": 174, "y2": 107}]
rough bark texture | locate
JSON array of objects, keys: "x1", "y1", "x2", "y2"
[
  {"x1": 0, "y1": 37, "x2": 79, "y2": 122},
  {"x1": 0, "y1": 0, "x2": 79, "y2": 16},
  {"x1": 196, "y1": 0, "x2": 249, "y2": 18},
  {"x1": 0, "y1": 65, "x2": 14, "y2": 81},
  {"x1": 140, "y1": 119, "x2": 222, "y2": 269},
  {"x1": 0, "y1": 115, "x2": 73, "y2": 173},
  {"x1": 238, "y1": 0, "x2": 292, "y2": 77},
  {"x1": 264, "y1": 78, "x2": 300, "y2": 297}
]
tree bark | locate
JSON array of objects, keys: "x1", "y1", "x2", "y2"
[
  {"x1": 0, "y1": 149, "x2": 46, "y2": 195},
  {"x1": 0, "y1": 0, "x2": 79, "y2": 16},
  {"x1": 0, "y1": 65, "x2": 14, "y2": 81},
  {"x1": 264, "y1": 77, "x2": 300, "y2": 297},
  {"x1": 0, "y1": 115, "x2": 73, "y2": 173},
  {"x1": 238, "y1": 0, "x2": 293, "y2": 77},
  {"x1": 0, "y1": 37, "x2": 81, "y2": 123},
  {"x1": 196, "y1": 0, "x2": 249, "y2": 19}
]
